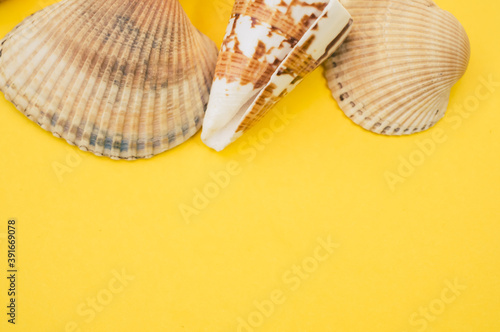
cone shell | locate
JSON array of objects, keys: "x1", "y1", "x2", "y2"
[
  {"x1": 202, "y1": 0, "x2": 353, "y2": 151},
  {"x1": 0, "y1": 0, "x2": 218, "y2": 159},
  {"x1": 324, "y1": 0, "x2": 470, "y2": 135}
]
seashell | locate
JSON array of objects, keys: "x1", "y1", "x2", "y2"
[
  {"x1": 324, "y1": 0, "x2": 470, "y2": 135},
  {"x1": 0, "y1": 0, "x2": 218, "y2": 159},
  {"x1": 201, "y1": 0, "x2": 353, "y2": 151}
]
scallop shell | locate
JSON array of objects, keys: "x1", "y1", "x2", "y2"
[
  {"x1": 0, "y1": 0, "x2": 218, "y2": 159},
  {"x1": 201, "y1": 0, "x2": 353, "y2": 151},
  {"x1": 324, "y1": 0, "x2": 470, "y2": 135}
]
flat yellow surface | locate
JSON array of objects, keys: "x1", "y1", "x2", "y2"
[{"x1": 0, "y1": 0, "x2": 499, "y2": 331}]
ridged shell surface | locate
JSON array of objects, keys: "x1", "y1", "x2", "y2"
[
  {"x1": 0, "y1": 0, "x2": 218, "y2": 159},
  {"x1": 202, "y1": 0, "x2": 352, "y2": 151},
  {"x1": 324, "y1": 0, "x2": 470, "y2": 135}
]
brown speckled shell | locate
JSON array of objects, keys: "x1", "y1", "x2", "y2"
[
  {"x1": 202, "y1": 0, "x2": 352, "y2": 151},
  {"x1": 324, "y1": 0, "x2": 470, "y2": 135},
  {"x1": 0, "y1": 0, "x2": 218, "y2": 159}
]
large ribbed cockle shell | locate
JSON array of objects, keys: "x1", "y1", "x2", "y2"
[
  {"x1": 324, "y1": 0, "x2": 470, "y2": 135},
  {"x1": 0, "y1": 0, "x2": 218, "y2": 159},
  {"x1": 202, "y1": 0, "x2": 353, "y2": 151}
]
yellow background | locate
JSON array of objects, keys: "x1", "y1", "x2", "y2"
[{"x1": 1, "y1": 0, "x2": 499, "y2": 331}]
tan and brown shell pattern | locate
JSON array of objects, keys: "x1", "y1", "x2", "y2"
[
  {"x1": 202, "y1": 0, "x2": 352, "y2": 151},
  {"x1": 324, "y1": 0, "x2": 470, "y2": 135},
  {"x1": 0, "y1": 0, "x2": 218, "y2": 159}
]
